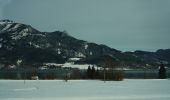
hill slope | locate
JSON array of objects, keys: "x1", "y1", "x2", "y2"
[{"x1": 0, "y1": 19, "x2": 169, "y2": 68}]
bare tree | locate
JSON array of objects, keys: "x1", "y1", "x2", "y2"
[{"x1": 103, "y1": 56, "x2": 124, "y2": 81}]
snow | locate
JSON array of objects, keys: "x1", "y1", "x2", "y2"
[
  {"x1": 42, "y1": 62, "x2": 98, "y2": 70},
  {"x1": 75, "y1": 52, "x2": 86, "y2": 58},
  {"x1": 90, "y1": 51, "x2": 93, "y2": 55},
  {"x1": 11, "y1": 29, "x2": 30, "y2": 40},
  {"x1": 44, "y1": 63, "x2": 63, "y2": 67},
  {"x1": 32, "y1": 34, "x2": 46, "y2": 37},
  {"x1": 0, "y1": 22, "x2": 23, "y2": 34},
  {"x1": 1, "y1": 24, "x2": 12, "y2": 31},
  {"x1": 63, "y1": 63, "x2": 98, "y2": 70},
  {"x1": 13, "y1": 24, "x2": 21, "y2": 29},
  {"x1": 33, "y1": 44, "x2": 40, "y2": 48},
  {"x1": 57, "y1": 48, "x2": 61, "y2": 54},
  {"x1": 0, "y1": 22, "x2": 6, "y2": 24},
  {"x1": 28, "y1": 42, "x2": 32, "y2": 45},
  {"x1": 8, "y1": 65, "x2": 16, "y2": 69},
  {"x1": 84, "y1": 44, "x2": 88, "y2": 49},
  {"x1": 13, "y1": 87, "x2": 38, "y2": 92},
  {"x1": 58, "y1": 42, "x2": 61, "y2": 46},
  {"x1": 68, "y1": 58, "x2": 81, "y2": 61},
  {"x1": 0, "y1": 79, "x2": 170, "y2": 100},
  {"x1": 40, "y1": 62, "x2": 97, "y2": 70},
  {"x1": 16, "y1": 59, "x2": 22, "y2": 65},
  {"x1": 22, "y1": 32, "x2": 29, "y2": 37}
]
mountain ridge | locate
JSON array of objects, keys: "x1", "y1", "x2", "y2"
[{"x1": 0, "y1": 19, "x2": 169, "y2": 69}]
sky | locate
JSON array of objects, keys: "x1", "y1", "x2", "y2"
[{"x1": 0, "y1": 0, "x2": 170, "y2": 52}]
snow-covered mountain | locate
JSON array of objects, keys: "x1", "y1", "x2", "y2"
[{"x1": 0, "y1": 19, "x2": 170, "y2": 68}]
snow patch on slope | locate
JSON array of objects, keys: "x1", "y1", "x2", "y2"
[
  {"x1": 57, "y1": 48, "x2": 61, "y2": 54},
  {"x1": 84, "y1": 44, "x2": 88, "y2": 49},
  {"x1": 1, "y1": 23, "x2": 12, "y2": 31},
  {"x1": 75, "y1": 52, "x2": 86, "y2": 58}
]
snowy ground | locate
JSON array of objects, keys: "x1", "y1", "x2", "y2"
[{"x1": 0, "y1": 79, "x2": 170, "y2": 100}]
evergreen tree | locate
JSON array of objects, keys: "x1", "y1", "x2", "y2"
[
  {"x1": 91, "y1": 65, "x2": 95, "y2": 79},
  {"x1": 158, "y1": 64, "x2": 166, "y2": 79},
  {"x1": 87, "y1": 65, "x2": 91, "y2": 79}
]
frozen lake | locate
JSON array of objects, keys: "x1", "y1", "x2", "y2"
[{"x1": 0, "y1": 79, "x2": 170, "y2": 100}]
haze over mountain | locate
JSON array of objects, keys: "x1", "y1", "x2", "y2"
[{"x1": 0, "y1": 19, "x2": 170, "y2": 69}]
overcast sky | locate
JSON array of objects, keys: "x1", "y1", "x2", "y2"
[{"x1": 0, "y1": 0, "x2": 170, "y2": 52}]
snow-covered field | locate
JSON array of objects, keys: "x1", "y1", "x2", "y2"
[{"x1": 0, "y1": 79, "x2": 170, "y2": 100}]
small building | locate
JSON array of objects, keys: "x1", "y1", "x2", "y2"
[{"x1": 31, "y1": 76, "x2": 39, "y2": 80}]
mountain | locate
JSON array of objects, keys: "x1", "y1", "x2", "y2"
[{"x1": 0, "y1": 19, "x2": 169, "y2": 68}]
